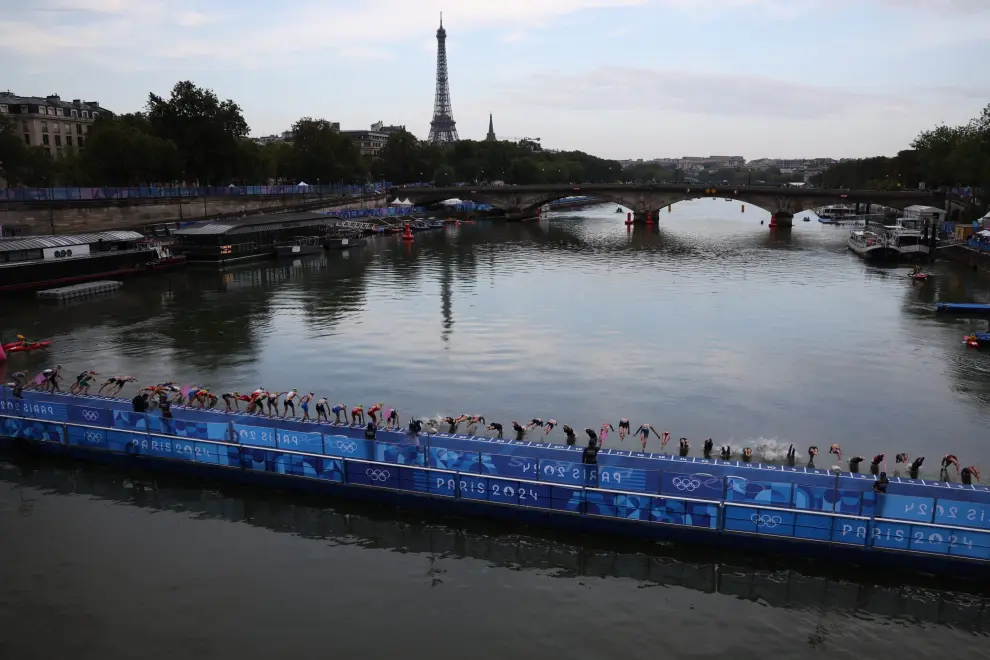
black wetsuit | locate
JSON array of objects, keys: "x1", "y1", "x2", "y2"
[
  {"x1": 873, "y1": 472, "x2": 889, "y2": 494},
  {"x1": 563, "y1": 426, "x2": 576, "y2": 446},
  {"x1": 848, "y1": 456, "x2": 864, "y2": 473},
  {"x1": 962, "y1": 466, "x2": 978, "y2": 485},
  {"x1": 870, "y1": 454, "x2": 884, "y2": 475},
  {"x1": 582, "y1": 442, "x2": 599, "y2": 465},
  {"x1": 909, "y1": 457, "x2": 925, "y2": 479},
  {"x1": 720, "y1": 446, "x2": 731, "y2": 460},
  {"x1": 159, "y1": 397, "x2": 172, "y2": 419},
  {"x1": 513, "y1": 422, "x2": 525, "y2": 441},
  {"x1": 679, "y1": 438, "x2": 690, "y2": 457},
  {"x1": 742, "y1": 448, "x2": 753, "y2": 463},
  {"x1": 703, "y1": 439, "x2": 714, "y2": 459},
  {"x1": 488, "y1": 423, "x2": 503, "y2": 439},
  {"x1": 786, "y1": 445, "x2": 796, "y2": 467}
]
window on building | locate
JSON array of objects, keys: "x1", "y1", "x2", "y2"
[
  {"x1": 53, "y1": 123, "x2": 60, "y2": 133},
  {"x1": 75, "y1": 123, "x2": 82, "y2": 134},
  {"x1": 81, "y1": 110, "x2": 89, "y2": 118},
  {"x1": 56, "y1": 108, "x2": 63, "y2": 116},
  {"x1": 56, "y1": 147, "x2": 63, "y2": 157},
  {"x1": 64, "y1": 123, "x2": 70, "y2": 133},
  {"x1": 20, "y1": 105, "x2": 27, "y2": 112},
  {"x1": 92, "y1": 112, "x2": 99, "y2": 119},
  {"x1": 49, "y1": 148, "x2": 54, "y2": 157},
  {"x1": 42, "y1": 134, "x2": 49, "y2": 145},
  {"x1": 70, "y1": 109, "x2": 77, "y2": 118},
  {"x1": 0, "y1": 104, "x2": 7, "y2": 113},
  {"x1": 54, "y1": 135, "x2": 61, "y2": 146},
  {"x1": 78, "y1": 136, "x2": 85, "y2": 149},
  {"x1": 21, "y1": 121, "x2": 28, "y2": 132},
  {"x1": 23, "y1": 134, "x2": 30, "y2": 145},
  {"x1": 47, "y1": 107, "x2": 53, "y2": 115},
  {"x1": 41, "y1": 121, "x2": 48, "y2": 133},
  {"x1": 66, "y1": 135, "x2": 72, "y2": 146}
]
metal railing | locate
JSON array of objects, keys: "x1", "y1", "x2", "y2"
[{"x1": 0, "y1": 184, "x2": 392, "y2": 203}]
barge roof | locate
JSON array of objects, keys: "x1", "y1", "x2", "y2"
[
  {"x1": 173, "y1": 212, "x2": 330, "y2": 237},
  {"x1": 0, "y1": 231, "x2": 145, "y2": 253}
]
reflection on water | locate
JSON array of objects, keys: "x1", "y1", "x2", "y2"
[
  {"x1": 4, "y1": 202, "x2": 990, "y2": 467},
  {"x1": 1, "y1": 455, "x2": 988, "y2": 660}
]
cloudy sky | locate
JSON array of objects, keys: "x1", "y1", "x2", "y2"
[{"x1": 4, "y1": 0, "x2": 989, "y2": 160}]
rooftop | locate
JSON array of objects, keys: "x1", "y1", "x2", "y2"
[
  {"x1": 172, "y1": 211, "x2": 332, "y2": 237},
  {"x1": 0, "y1": 231, "x2": 144, "y2": 253},
  {"x1": 0, "y1": 91, "x2": 111, "y2": 114}
]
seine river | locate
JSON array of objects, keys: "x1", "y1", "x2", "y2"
[{"x1": 3, "y1": 202, "x2": 990, "y2": 658}]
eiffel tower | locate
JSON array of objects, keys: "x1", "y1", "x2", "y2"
[{"x1": 428, "y1": 14, "x2": 459, "y2": 145}]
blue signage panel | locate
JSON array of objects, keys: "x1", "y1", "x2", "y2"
[
  {"x1": 111, "y1": 410, "x2": 150, "y2": 432},
  {"x1": 0, "y1": 397, "x2": 68, "y2": 422},
  {"x1": 318, "y1": 457, "x2": 345, "y2": 482},
  {"x1": 66, "y1": 424, "x2": 107, "y2": 449},
  {"x1": 483, "y1": 453, "x2": 540, "y2": 480},
  {"x1": 596, "y1": 466, "x2": 651, "y2": 493},
  {"x1": 615, "y1": 494, "x2": 652, "y2": 521},
  {"x1": 869, "y1": 520, "x2": 911, "y2": 551},
  {"x1": 551, "y1": 486, "x2": 585, "y2": 513},
  {"x1": 877, "y1": 494, "x2": 936, "y2": 523},
  {"x1": 322, "y1": 435, "x2": 374, "y2": 460},
  {"x1": 947, "y1": 528, "x2": 990, "y2": 560},
  {"x1": 934, "y1": 499, "x2": 990, "y2": 531},
  {"x1": 457, "y1": 474, "x2": 490, "y2": 502},
  {"x1": 652, "y1": 498, "x2": 719, "y2": 529},
  {"x1": 142, "y1": 435, "x2": 181, "y2": 459},
  {"x1": 239, "y1": 447, "x2": 269, "y2": 471},
  {"x1": 105, "y1": 429, "x2": 150, "y2": 455},
  {"x1": 0, "y1": 416, "x2": 62, "y2": 443},
  {"x1": 831, "y1": 518, "x2": 869, "y2": 546},
  {"x1": 348, "y1": 463, "x2": 400, "y2": 489},
  {"x1": 428, "y1": 447, "x2": 481, "y2": 473},
  {"x1": 659, "y1": 472, "x2": 723, "y2": 501},
  {"x1": 793, "y1": 512, "x2": 834, "y2": 542},
  {"x1": 539, "y1": 459, "x2": 592, "y2": 486},
  {"x1": 725, "y1": 478, "x2": 793, "y2": 507},
  {"x1": 488, "y1": 478, "x2": 522, "y2": 506},
  {"x1": 376, "y1": 442, "x2": 425, "y2": 466},
  {"x1": 68, "y1": 404, "x2": 109, "y2": 427},
  {"x1": 422, "y1": 470, "x2": 455, "y2": 497},
  {"x1": 232, "y1": 424, "x2": 276, "y2": 448},
  {"x1": 793, "y1": 485, "x2": 835, "y2": 513},
  {"x1": 168, "y1": 439, "x2": 222, "y2": 465},
  {"x1": 276, "y1": 428, "x2": 323, "y2": 455}
]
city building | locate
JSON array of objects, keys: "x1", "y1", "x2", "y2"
[
  {"x1": 370, "y1": 121, "x2": 404, "y2": 136},
  {"x1": 253, "y1": 130, "x2": 294, "y2": 145},
  {"x1": 0, "y1": 92, "x2": 112, "y2": 159},
  {"x1": 341, "y1": 128, "x2": 389, "y2": 157}
]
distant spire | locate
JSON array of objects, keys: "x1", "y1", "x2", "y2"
[
  {"x1": 486, "y1": 113, "x2": 496, "y2": 141},
  {"x1": 440, "y1": 11, "x2": 443, "y2": 28}
]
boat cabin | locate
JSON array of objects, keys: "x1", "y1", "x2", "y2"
[{"x1": 171, "y1": 212, "x2": 334, "y2": 263}]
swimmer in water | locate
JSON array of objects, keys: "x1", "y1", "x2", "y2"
[
  {"x1": 316, "y1": 397, "x2": 329, "y2": 422},
  {"x1": 742, "y1": 447, "x2": 753, "y2": 462},
  {"x1": 941, "y1": 454, "x2": 960, "y2": 479},
  {"x1": 525, "y1": 418, "x2": 544, "y2": 432},
  {"x1": 870, "y1": 453, "x2": 884, "y2": 475},
  {"x1": 720, "y1": 445, "x2": 732, "y2": 460},
  {"x1": 351, "y1": 405, "x2": 365, "y2": 426},
  {"x1": 441, "y1": 416, "x2": 459, "y2": 434},
  {"x1": 703, "y1": 438, "x2": 714, "y2": 459},
  {"x1": 386, "y1": 408, "x2": 400, "y2": 431},
  {"x1": 961, "y1": 466, "x2": 981, "y2": 485},
  {"x1": 848, "y1": 456, "x2": 865, "y2": 473},
  {"x1": 829, "y1": 444, "x2": 842, "y2": 462},
  {"x1": 512, "y1": 421, "x2": 526, "y2": 441},
  {"x1": 786, "y1": 444, "x2": 796, "y2": 467},
  {"x1": 807, "y1": 446, "x2": 819, "y2": 468},
  {"x1": 465, "y1": 415, "x2": 485, "y2": 435},
  {"x1": 679, "y1": 438, "x2": 690, "y2": 457},
  {"x1": 600, "y1": 423, "x2": 615, "y2": 446},
  {"x1": 562, "y1": 425, "x2": 577, "y2": 446},
  {"x1": 331, "y1": 404, "x2": 346, "y2": 424},
  {"x1": 486, "y1": 422, "x2": 503, "y2": 439},
  {"x1": 618, "y1": 418, "x2": 630, "y2": 441},
  {"x1": 282, "y1": 389, "x2": 298, "y2": 418},
  {"x1": 633, "y1": 424, "x2": 659, "y2": 451},
  {"x1": 909, "y1": 456, "x2": 925, "y2": 479},
  {"x1": 895, "y1": 453, "x2": 910, "y2": 465},
  {"x1": 298, "y1": 392, "x2": 314, "y2": 421},
  {"x1": 661, "y1": 431, "x2": 671, "y2": 451},
  {"x1": 367, "y1": 402, "x2": 384, "y2": 427}
]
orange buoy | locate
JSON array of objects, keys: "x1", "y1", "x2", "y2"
[{"x1": 401, "y1": 223, "x2": 414, "y2": 241}]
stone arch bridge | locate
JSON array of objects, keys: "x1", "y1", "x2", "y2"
[{"x1": 392, "y1": 183, "x2": 946, "y2": 227}]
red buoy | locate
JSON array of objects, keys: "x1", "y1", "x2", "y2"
[
  {"x1": 625, "y1": 211, "x2": 633, "y2": 226},
  {"x1": 401, "y1": 223, "x2": 414, "y2": 241},
  {"x1": 646, "y1": 211, "x2": 654, "y2": 225},
  {"x1": 769, "y1": 214, "x2": 778, "y2": 228}
]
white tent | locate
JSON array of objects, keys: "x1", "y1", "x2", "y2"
[
  {"x1": 296, "y1": 181, "x2": 310, "y2": 187},
  {"x1": 977, "y1": 229, "x2": 990, "y2": 238},
  {"x1": 440, "y1": 198, "x2": 462, "y2": 206}
]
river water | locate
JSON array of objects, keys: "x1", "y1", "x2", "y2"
[{"x1": 3, "y1": 202, "x2": 990, "y2": 658}]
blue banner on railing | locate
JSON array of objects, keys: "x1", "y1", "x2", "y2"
[{"x1": 0, "y1": 183, "x2": 391, "y2": 202}]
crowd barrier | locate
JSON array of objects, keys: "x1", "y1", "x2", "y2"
[
  {"x1": 0, "y1": 184, "x2": 391, "y2": 203},
  {"x1": 2, "y1": 388, "x2": 989, "y2": 564}
]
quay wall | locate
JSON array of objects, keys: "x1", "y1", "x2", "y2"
[
  {"x1": 0, "y1": 193, "x2": 386, "y2": 236},
  {"x1": 941, "y1": 244, "x2": 990, "y2": 272},
  {"x1": 3, "y1": 388, "x2": 990, "y2": 573}
]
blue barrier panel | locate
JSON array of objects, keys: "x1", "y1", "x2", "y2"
[
  {"x1": 0, "y1": 396, "x2": 69, "y2": 422},
  {"x1": 793, "y1": 511, "x2": 835, "y2": 541},
  {"x1": 724, "y1": 505, "x2": 797, "y2": 537},
  {"x1": 322, "y1": 435, "x2": 373, "y2": 460},
  {"x1": 832, "y1": 518, "x2": 869, "y2": 546},
  {"x1": 457, "y1": 474, "x2": 490, "y2": 502},
  {"x1": 948, "y1": 528, "x2": 990, "y2": 560},
  {"x1": 273, "y1": 451, "x2": 322, "y2": 478},
  {"x1": 428, "y1": 447, "x2": 481, "y2": 473},
  {"x1": 615, "y1": 494, "x2": 652, "y2": 521},
  {"x1": 483, "y1": 453, "x2": 540, "y2": 480},
  {"x1": 318, "y1": 458, "x2": 345, "y2": 482},
  {"x1": 659, "y1": 472, "x2": 723, "y2": 501},
  {"x1": 66, "y1": 424, "x2": 107, "y2": 449},
  {"x1": 793, "y1": 484, "x2": 836, "y2": 513},
  {"x1": 486, "y1": 478, "x2": 548, "y2": 507},
  {"x1": 142, "y1": 435, "x2": 182, "y2": 459},
  {"x1": 725, "y1": 477, "x2": 794, "y2": 507},
  {"x1": 111, "y1": 410, "x2": 150, "y2": 432},
  {"x1": 870, "y1": 520, "x2": 911, "y2": 551},
  {"x1": 348, "y1": 462, "x2": 400, "y2": 489},
  {"x1": 877, "y1": 494, "x2": 936, "y2": 523},
  {"x1": 276, "y1": 428, "x2": 323, "y2": 454},
  {"x1": 908, "y1": 524, "x2": 952, "y2": 554},
  {"x1": 106, "y1": 429, "x2": 149, "y2": 455},
  {"x1": 232, "y1": 424, "x2": 276, "y2": 448},
  {"x1": 221, "y1": 445, "x2": 242, "y2": 468},
  {"x1": 934, "y1": 499, "x2": 990, "y2": 531},
  {"x1": 188, "y1": 440, "x2": 223, "y2": 465},
  {"x1": 539, "y1": 459, "x2": 592, "y2": 486},
  {"x1": 551, "y1": 486, "x2": 585, "y2": 513},
  {"x1": 400, "y1": 466, "x2": 435, "y2": 495},
  {"x1": 68, "y1": 403, "x2": 110, "y2": 427},
  {"x1": 652, "y1": 498, "x2": 719, "y2": 529},
  {"x1": 239, "y1": 447, "x2": 269, "y2": 471},
  {"x1": 597, "y1": 466, "x2": 652, "y2": 493},
  {"x1": 0, "y1": 416, "x2": 62, "y2": 443},
  {"x1": 375, "y1": 442, "x2": 425, "y2": 466}
]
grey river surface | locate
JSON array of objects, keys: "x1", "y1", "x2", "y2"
[{"x1": 4, "y1": 202, "x2": 990, "y2": 658}]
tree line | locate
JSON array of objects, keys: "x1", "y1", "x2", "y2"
[{"x1": 812, "y1": 103, "x2": 990, "y2": 196}]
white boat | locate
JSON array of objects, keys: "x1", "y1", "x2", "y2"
[
  {"x1": 848, "y1": 230, "x2": 898, "y2": 260},
  {"x1": 883, "y1": 218, "x2": 930, "y2": 260},
  {"x1": 539, "y1": 204, "x2": 551, "y2": 214},
  {"x1": 816, "y1": 204, "x2": 858, "y2": 223}
]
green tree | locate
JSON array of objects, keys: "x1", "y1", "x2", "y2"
[
  {"x1": 287, "y1": 118, "x2": 363, "y2": 184},
  {"x1": 433, "y1": 164, "x2": 455, "y2": 186},
  {"x1": 79, "y1": 117, "x2": 182, "y2": 185},
  {"x1": 146, "y1": 81, "x2": 249, "y2": 184}
]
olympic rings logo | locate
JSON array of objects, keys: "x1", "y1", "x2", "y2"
[
  {"x1": 334, "y1": 440, "x2": 357, "y2": 453},
  {"x1": 750, "y1": 514, "x2": 783, "y2": 528},
  {"x1": 671, "y1": 477, "x2": 701, "y2": 492},
  {"x1": 82, "y1": 410, "x2": 100, "y2": 421},
  {"x1": 84, "y1": 431, "x2": 103, "y2": 443},
  {"x1": 366, "y1": 469, "x2": 391, "y2": 482}
]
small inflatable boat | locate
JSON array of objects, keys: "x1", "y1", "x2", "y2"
[{"x1": 910, "y1": 272, "x2": 929, "y2": 281}]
